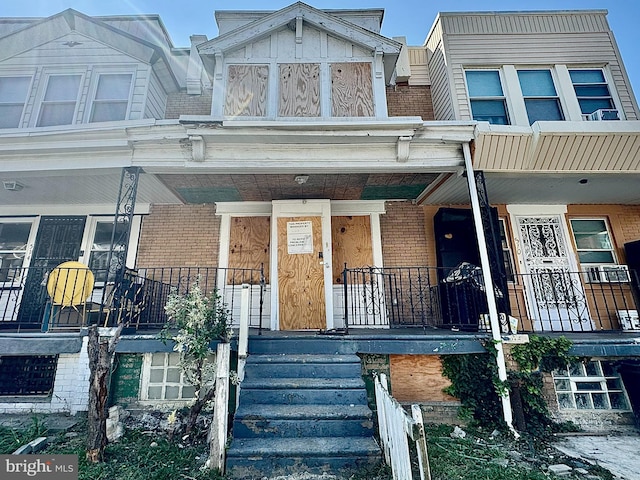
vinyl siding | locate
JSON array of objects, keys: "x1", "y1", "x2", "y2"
[
  {"x1": 144, "y1": 70, "x2": 167, "y2": 119},
  {"x1": 426, "y1": 20, "x2": 455, "y2": 120}
]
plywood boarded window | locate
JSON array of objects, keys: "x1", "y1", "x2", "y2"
[
  {"x1": 278, "y1": 64, "x2": 321, "y2": 117},
  {"x1": 390, "y1": 355, "x2": 457, "y2": 403},
  {"x1": 330, "y1": 62, "x2": 374, "y2": 117},
  {"x1": 331, "y1": 216, "x2": 373, "y2": 284},
  {"x1": 228, "y1": 217, "x2": 270, "y2": 284},
  {"x1": 225, "y1": 65, "x2": 269, "y2": 117}
]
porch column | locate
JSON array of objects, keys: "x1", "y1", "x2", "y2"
[
  {"x1": 462, "y1": 143, "x2": 517, "y2": 436},
  {"x1": 104, "y1": 167, "x2": 141, "y2": 313}
]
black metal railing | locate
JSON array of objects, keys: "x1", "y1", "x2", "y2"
[
  {"x1": 342, "y1": 265, "x2": 639, "y2": 333},
  {"x1": 0, "y1": 265, "x2": 265, "y2": 333}
]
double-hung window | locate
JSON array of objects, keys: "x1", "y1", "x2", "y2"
[
  {"x1": 0, "y1": 221, "x2": 32, "y2": 281},
  {"x1": 569, "y1": 219, "x2": 616, "y2": 265},
  {"x1": 37, "y1": 74, "x2": 82, "y2": 127},
  {"x1": 88, "y1": 220, "x2": 128, "y2": 283},
  {"x1": 569, "y1": 69, "x2": 615, "y2": 115},
  {"x1": 517, "y1": 70, "x2": 563, "y2": 124},
  {"x1": 89, "y1": 73, "x2": 132, "y2": 122},
  {"x1": 465, "y1": 70, "x2": 509, "y2": 125},
  {"x1": 0, "y1": 76, "x2": 31, "y2": 128}
]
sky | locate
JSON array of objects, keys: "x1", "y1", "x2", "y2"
[{"x1": 2, "y1": 1, "x2": 639, "y2": 96}]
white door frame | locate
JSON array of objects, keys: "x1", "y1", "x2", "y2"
[
  {"x1": 507, "y1": 205, "x2": 592, "y2": 331},
  {"x1": 271, "y1": 200, "x2": 333, "y2": 331}
]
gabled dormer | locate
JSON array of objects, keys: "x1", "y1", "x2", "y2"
[
  {"x1": 0, "y1": 9, "x2": 184, "y2": 129},
  {"x1": 198, "y1": 2, "x2": 401, "y2": 120}
]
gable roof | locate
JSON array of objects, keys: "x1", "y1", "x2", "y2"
[
  {"x1": 0, "y1": 9, "x2": 182, "y2": 91},
  {"x1": 199, "y1": 2, "x2": 401, "y2": 81}
]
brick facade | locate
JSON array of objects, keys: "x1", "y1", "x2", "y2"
[
  {"x1": 380, "y1": 201, "x2": 432, "y2": 267},
  {"x1": 164, "y1": 90, "x2": 213, "y2": 119},
  {"x1": 136, "y1": 204, "x2": 220, "y2": 267},
  {"x1": 385, "y1": 84, "x2": 435, "y2": 120}
]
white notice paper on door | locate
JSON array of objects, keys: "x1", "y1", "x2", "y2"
[{"x1": 287, "y1": 221, "x2": 313, "y2": 254}]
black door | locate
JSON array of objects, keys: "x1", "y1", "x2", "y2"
[{"x1": 18, "y1": 216, "x2": 86, "y2": 327}]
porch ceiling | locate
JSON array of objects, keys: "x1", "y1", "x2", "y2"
[
  {"x1": 157, "y1": 173, "x2": 441, "y2": 203},
  {"x1": 421, "y1": 171, "x2": 640, "y2": 205},
  {"x1": 0, "y1": 169, "x2": 180, "y2": 210}
]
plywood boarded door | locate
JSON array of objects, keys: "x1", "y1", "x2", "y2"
[{"x1": 277, "y1": 216, "x2": 325, "y2": 330}]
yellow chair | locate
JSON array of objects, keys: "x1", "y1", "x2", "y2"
[{"x1": 45, "y1": 261, "x2": 95, "y2": 329}]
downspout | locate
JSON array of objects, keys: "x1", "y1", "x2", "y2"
[{"x1": 462, "y1": 142, "x2": 518, "y2": 437}]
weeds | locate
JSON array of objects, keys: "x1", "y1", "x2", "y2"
[{"x1": 0, "y1": 415, "x2": 48, "y2": 454}]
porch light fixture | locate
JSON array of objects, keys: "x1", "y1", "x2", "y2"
[
  {"x1": 579, "y1": 178, "x2": 588, "y2": 184},
  {"x1": 294, "y1": 175, "x2": 309, "y2": 185},
  {"x1": 3, "y1": 181, "x2": 23, "y2": 191}
]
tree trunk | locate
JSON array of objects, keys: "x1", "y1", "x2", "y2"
[
  {"x1": 86, "y1": 323, "x2": 124, "y2": 463},
  {"x1": 185, "y1": 386, "x2": 217, "y2": 435}
]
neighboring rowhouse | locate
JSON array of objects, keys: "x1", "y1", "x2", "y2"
[{"x1": 0, "y1": 3, "x2": 638, "y2": 435}]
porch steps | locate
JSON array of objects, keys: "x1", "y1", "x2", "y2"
[{"x1": 226, "y1": 341, "x2": 381, "y2": 478}]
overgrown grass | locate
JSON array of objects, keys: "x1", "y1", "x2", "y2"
[{"x1": 0, "y1": 415, "x2": 49, "y2": 454}]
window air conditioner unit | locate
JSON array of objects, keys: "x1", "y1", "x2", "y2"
[
  {"x1": 589, "y1": 109, "x2": 620, "y2": 121},
  {"x1": 599, "y1": 264, "x2": 631, "y2": 282},
  {"x1": 617, "y1": 310, "x2": 640, "y2": 331}
]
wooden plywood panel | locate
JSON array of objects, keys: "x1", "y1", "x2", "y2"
[
  {"x1": 224, "y1": 65, "x2": 268, "y2": 117},
  {"x1": 278, "y1": 63, "x2": 320, "y2": 117},
  {"x1": 331, "y1": 216, "x2": 372, "y2": 284},
  {"x1": 278, "y1": 216, "x2": 325, "y2": 330},
  {"x1": 330, "y1": 62, "x2": 374, "y2": 117},
  {"x1": 389, "y1": 355, "x2": 457, "y2": 403},
  {"x1": 228, "y1": 217, "x2": 270, "y2": 284}
]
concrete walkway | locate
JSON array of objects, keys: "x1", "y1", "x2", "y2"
[{"x1": 554, "y1": 434, "x2": 640, "y2": 480}]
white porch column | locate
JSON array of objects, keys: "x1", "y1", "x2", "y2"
[{"x1": 462, "y1": 142, "x2": 518, "y2": 436}]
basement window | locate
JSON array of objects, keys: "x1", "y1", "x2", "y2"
[
  {"x1": 553, "y1": 360, "x2": 630, "y2": 411},
  {"x1": 140, "y1": 352, "x2": 215, "y2": 402},
  {"x1": 0, "y1": 355, "x2": 57, "y2": 396}
]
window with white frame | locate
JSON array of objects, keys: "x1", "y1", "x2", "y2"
[
  {"x1": 553, "y1": 360, "x2": 630, "y2": 411},
  {"x1": 0, "y1": 76, "x2": 31, "y2": 128},
  {"x1": 88, "y1": 220, "x2": 128, "y2": 283},
  {"x1": 517, "y1": 70, "x2": 564, "y2": 124},
  {"x1": 499, "y1": 218, "x2": 516, "y2": 281},
  {"x1": 569, "y1": 69, "x2": 615, "y2": 115},
  {"x1": 465, "y1": 70, "x2": 509, "y2": 125},
  {"x1": 0, "y1": 221, "x2": 32, "y2": 281},
  {"x1": 140, "y1": 352, "x2": 198, "y2": 402},
  {"x1": 89, "y1": 73, "x2": 132, "y2": 123},
  {"x1": 37, "y1": 74, "x2": 82, "y2": 127},
  {"x1": 569, "y1": 219, "x2": 616, "y2": 265}
]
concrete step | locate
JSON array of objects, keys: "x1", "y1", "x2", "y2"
[
  {"x1": 245, "y1": 354, "x2": 363, "y2": 378},
  {"x1": 226, "y1": 436, "x2": 381, "y2": 479},
  {"x1": 248, "y1": 337, "x2": 356, "y2": 355},
  {"x1": 233, "y1": 404, "x2": 374, "y2": 438},
  {"x1": 239, "y1": 377, "x2": 368, "y2": 405}
]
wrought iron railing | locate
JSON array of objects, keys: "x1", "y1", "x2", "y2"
[
  {"x1": 342, "y1": 265, "x2": 640, "y2": 333},
  {"x1": 0, "y1": 265, "x2": 265, "y2": 333}
]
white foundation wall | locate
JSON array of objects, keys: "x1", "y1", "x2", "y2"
[{"x1": 0, "y1": 337, "x2": 91, "y2": 415}]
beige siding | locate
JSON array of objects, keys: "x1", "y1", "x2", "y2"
[
  {"x1": 407, "y1": 47, "x2": 430, "y2": 86},
  {"x1": 437, "y1": 10, "x2": 639, "y2": 121},
  {"x1": 426, "y1": 20, "x2": 455, "y2": 120},
  {"x1": 440, "y1": 11, "x2": 610, "y2": 35},
  {"x1": 144, "y1": 70, "x2": 166, "y2": 119}
]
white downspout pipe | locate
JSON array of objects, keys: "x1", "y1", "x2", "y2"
[{"x1": 462, "y1": 142, "x2": 518, "y2": 437}]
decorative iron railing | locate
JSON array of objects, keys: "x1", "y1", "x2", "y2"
[
  {"x1": 342, "y1": 265, "x2": 640, "y2": 333},
  {"x1": 0, "y1": 265, "x2": 265, "y2": 333}
]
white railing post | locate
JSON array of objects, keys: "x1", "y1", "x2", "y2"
[
  {"x1": 411, "y1": 404, "x2": 431, "y2": 480},
  {"x1": 236, "y1": 283, "x2": 250, "y2": 407},
  {"x1": 375, "y1": 373, "x2": 391, "y2": 464},
  {"x1": 208, "y1": 342, "x2": 230, "y2": 474}
]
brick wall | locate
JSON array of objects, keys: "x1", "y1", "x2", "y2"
[
  {"x1": 164, "y1": 91, "x2": 212, "y2": 119},
  {"x1": 380, "y1": 201, "x2": 431, "y2": 267},
  {"x1": 136, "y1": 204, "x2": 220, "y2": 267},
  {"x1": 386, "y1": 85, "x2": 435, "y2": 120}
]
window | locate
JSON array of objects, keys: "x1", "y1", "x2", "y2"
[
  {"x1": 569, "y1": 69, "x2": 615, "y2": 115},
  {"x1": 141, "y1": 353, "x2": 199, "y2": 402},
  {"x1": 499, "y1": 219, "x2": 516, "y2": 281},
  {"x1": 570, "y1": 219, "x2": 616, "y2": 265},
  {"x1": 0, "y1": 222, "x2": 32, "y2": 281},
  {"x1": 554, "y1": 360, "x2": 630, "y2": 410},
  {"x1": 0, "y1": 76, "x2": 31, "y2": 128},
  {"x1": 465, "y1": 70, "x2": 509, "y2": 125},
  {"x1": 89, "y1": 73, "x2": 132, "y2": 122},
  {"x1": 0, "y1": 355, "x2": 58, "y2": 396},
  {"x1": 517, "y1": 70, "x2": 563, "y2": 124},
  {"x1": 37, "y1": 74, "x2": 81, "y2": 127},
  {"x1": 88, "y1": 221, "x2": 128, "y2": 283}
]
